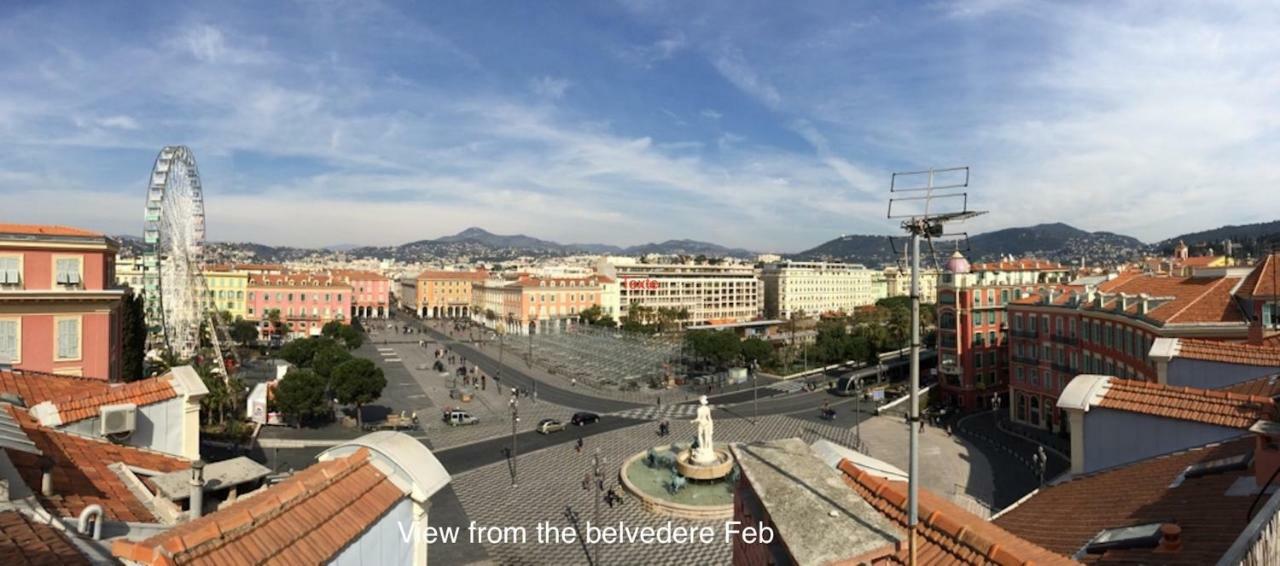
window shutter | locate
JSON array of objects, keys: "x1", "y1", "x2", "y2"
[{"x1": 0, "y1": 321, "x2": 15, "y2": 359}]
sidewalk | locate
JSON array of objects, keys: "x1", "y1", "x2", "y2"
[{"x1": 954, "y1": 410, "x2": 1069, "y2": 505}]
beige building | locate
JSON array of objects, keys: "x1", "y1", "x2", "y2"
[
  {"x1": 762, "y1": 261, "x2": 878, "y2": 319},
  {"x1": 403, "y1": 269, "x2": 489, "y2": 318},
  {"x1": 883, "y1": 266, "x2": 940, "y2": 304},
  {"x1": 472, "y1": 274, "x2": 604, "y2": 335},
  {"x1": 597, "y1": 259, "x2": 762, "y2": 326}
]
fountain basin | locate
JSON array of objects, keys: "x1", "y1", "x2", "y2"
[
  {"x1": 620, "y1": 446, "x2": 734, "y2": 520},
  {"x1": 676, "y1": 448, "x2": 734, "y2": 480}
]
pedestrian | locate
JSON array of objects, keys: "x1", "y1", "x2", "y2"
[
  {"x1": 656, "y1": 396, "x2": 661, "y2": 407},
  {"x1": 582, "y1": 473, "x2": 591, "y2": 491},
  {"x1": 481, "y1": 374, "x2": 487, "y2": 390},
  {"x1": 576, "y1": 437, "x2": 584, "y2": 453},
  {"x1": 571, "y1": 377, "x2": 577, "y2": 387}
]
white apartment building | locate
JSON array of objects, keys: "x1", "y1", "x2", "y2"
[
  {"x1": 762, "y1": 261, "x2": 879, "y2": 319},
  {"x1": 883, "y1": 266, "x2": 941, "y2": 304},
  {"x1": 596, "y1": 259, "x2": 762, "y2": 326}
]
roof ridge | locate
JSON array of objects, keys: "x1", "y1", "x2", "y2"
[
  {"x1": 836, "y1": 460, "x2": 1052, "y2": 565},
  {"x1": 1165, "y1": 275, "x2": 1235, "y2": 322},
  {"x1": 156, "y1": 448, "x2": 380, "y2": 563}
]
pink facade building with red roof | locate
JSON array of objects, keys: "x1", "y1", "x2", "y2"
[{"x1": 0, "y1": 223, "x2": 125, "y2": 380}]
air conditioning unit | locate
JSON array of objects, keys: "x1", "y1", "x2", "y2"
[{"x1": 99, "y1": 403, "x2": 137, "y2": 436}]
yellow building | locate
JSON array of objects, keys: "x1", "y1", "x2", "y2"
[{"x1": 203, "y1": 265, "x2": 249, "y2": 319}]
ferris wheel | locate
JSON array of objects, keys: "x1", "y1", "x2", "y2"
[{"x1": 142, "y1": 146, "x2": 208, "y2": 358}]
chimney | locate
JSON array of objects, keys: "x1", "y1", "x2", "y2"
[
  {"x1": 1117, "y1": 294, "x2": 1130, "y2": 312},
  {"x1": 189, "y1": 460, "x2": 206, "y2": 520},
  {"x1": 39, "y1": 455, "x2": 54, "y2": 496},
  {"x1": 1155, "y1": 523, "x2": 1182, "y2": 553}
]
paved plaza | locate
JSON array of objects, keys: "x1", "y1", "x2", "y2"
[{"x1": 443, "y1": 411, "x2": 999, "y2": 565}]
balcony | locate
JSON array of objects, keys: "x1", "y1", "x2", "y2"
[
  {"x1": 1050, "y1": 334, "x2": 1078, "y2": 346},
  {"x1": 1052, "y1": 362, "x2": 1075, "y2": 373},
  {"x1": 1011, "y1": 355, "x2": 1040, "y2": 366},
  {"x1": 1010, "y1": 329, "x2": 1038, "y2": 339}
]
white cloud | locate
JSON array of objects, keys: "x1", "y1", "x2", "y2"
[
  {"x1": 530, "y1": 76, "x2": 571, "y2": 99},
  {"x1": 96, "y1": 115, "x2": 140, "y2": 130},
  {"x1": 710, "y1": 46, "x2": 781, "y2": 109},
  {"x1": 699, "y1": 109, "x2": 722, "y2": 120}
]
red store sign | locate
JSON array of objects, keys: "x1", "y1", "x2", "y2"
[{"x1": 623, "y1": 278, "x2": 661, "y2": 290}]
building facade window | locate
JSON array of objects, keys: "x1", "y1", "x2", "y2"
[
  {"x1": 54, "y1": 256, "x2": 83, "y2": 286},
  {"x1": 55, "y1": 316, "x2": 81, "y2": 361},
  {"x1": 0, "y1": 318, "x2": 19, "y2": 362},
  {"x1": 0, "y1": 256, "x2": 20, "y2": 287}
]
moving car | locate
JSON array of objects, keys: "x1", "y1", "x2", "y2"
[
  {"x1": 536, "y1": 418, "x2": 566, "y2": 434},
  {"x1": 570, "y1": 412, "x2": 600, "y2": 426},
  {"x1": 442, "y1": 409, "x2": 478, "y2": 426}
]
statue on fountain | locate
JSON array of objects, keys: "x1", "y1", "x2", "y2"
[{"x1": 690, "y1": 395, "x2": 716, "y2": 464}]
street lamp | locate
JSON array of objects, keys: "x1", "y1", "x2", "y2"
[
  {"x1": 854, "y1": 375, "x2": 863, "y2": 446},
  {"x1": 750, "y1": 358, "x2": 759, "y2": 424},
  {"x1": 592, "y1": 448, "x2": 604, "y2": 566},
  {"x1": 510, "y1": 395, "x2": 520, "y2": 487}
]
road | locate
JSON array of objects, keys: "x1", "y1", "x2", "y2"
[{"x1": 433, "y1": 416, "x2": 646, "y2": 475}]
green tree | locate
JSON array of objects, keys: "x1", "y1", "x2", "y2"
[
  {"x1": 121, "y1": 292, "x2": 147, "y2": 382},
  {"x1": 740, "y1": 337, "x2": 774, "y2": 367},
  {"x1": 578, "y1": 304, "x2": 603, "y2": 325},
  {"x1": 230, "y1": 318, "x2": 259, "y2": 345},
  {"x1": 340, "y1": 325, "x2": 363, "y2": 349},
  {"x1": 332, "y1": 358, "x2": 387, "y2": 428},
  {"x1": 596, "y1": 314, "x2": 616, "y2": 328},
  {"x1": 273, "y1": 369, "x2": 330, "y2": 427},
  {"x1": 312, "y1": 343, "x2": 354, "y2": 378},
  {"x1": 279, "y1": 337, "x2": 336, "y2": 367}
]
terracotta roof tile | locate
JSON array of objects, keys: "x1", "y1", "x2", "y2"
[
  {"x1": 2, "y1": 406, "x2": 189, "y2": 522},
  {"x1": 994, "y1": 438, "x2": 1256, "y2": 564},
  {"x1": 0, "y1": 223, "x2": 102, "y2": 237},
  {"x1": 836, "y1": 460, "x2": 1077, "y2": 565},
  {"x1": 112, "y1": 448, "x2": 407, "y2": 566},
  {"x1": 36, "y1": 376, "x2": 178, "y2": 425},
  {"x1": 1097, "y1": 378, "x2": 1275, "y2": 429},
  {"x1": 1221, "y1": 374, "x2": 1280, "y2": 398},
  {"x1": 1082, "y1": 274, "x2": 1245, "y2": 324},
  {"x1": 970, "y1": 259, "x2": 1069, "y2": 272},
  {"x1": 1175, "y1": 338, "x2": 1280, "y2": 367},
  {"x1": 0, "y1": 369, "x2": 113, "y2": 404},
  {"x1": 416, "y1": 269, "x2": 489, "y2": 281},
  {"x1": 1237, "y1": 253, "x2": 1278, "y2": 300},
  {"x1": 0, "y1": 510, "x2": 90, "y2": 565}
]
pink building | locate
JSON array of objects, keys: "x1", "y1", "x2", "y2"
[
  {"x1": 246, "y1": 273, "x2": 352, "y2": 339},
  {"x1": 331, "y1": 269, "x2": 392, "y2": 318},
  {"x1": 0, "y1": 223, "x2": 125, "y2": 380}
]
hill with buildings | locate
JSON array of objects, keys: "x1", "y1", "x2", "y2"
[
  {"x1": 792, "y1": 222, "x2": 1148, "y2": 266},
  {"x1": 1156, "y1": 219, "x2": 1280, "y2": 256}
]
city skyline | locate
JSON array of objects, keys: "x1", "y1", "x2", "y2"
[{"x1": 3, "y1": 1, "x2": 1280, "y2": 250}]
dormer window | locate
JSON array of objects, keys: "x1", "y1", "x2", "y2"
[{"x1": 54, "y1": 256, "x2": 83, "y2": 288}]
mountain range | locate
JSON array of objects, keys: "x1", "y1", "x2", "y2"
[{"x1": 116, "y1": 219, "x2": 1280, "y2": 265}]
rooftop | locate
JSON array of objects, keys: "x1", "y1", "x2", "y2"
[
  {"x1": 1059, "y1": 375, "x2": 1275, "y2": 430},
  {"x1": 0, "y1": 510, "x2": 90, "y2": 566},
  {"x1": 731, "y1": 439, "x2": 900, "y2": 565},
  {"x1": 969, "y1": 259, "x2": 1068, "y2": 272},
  {"x1": 112, "y1": 448, "x2": 405, "y2": 565},
  {"x1": 836, "y1": 459, "x2": 1076, "y2": 565},
  {"x1": 1170, "y1": 338, "x2": 1280, "y2": 367},
  {"x1": 994, "y1": 437, "x2": 1258, "y2": 564},
  {"x1": 4, "y1": 405, "x2": 189, "y2": 522},
  {"x1": 416, "y1": 268, "x2": 488, "y2": 281},
  {"x1": 247, "y1": 272, "x2": 352, "y2": 288},
  {"x1": 1237, "y1": 253, "x2": 1278, "y2": 300},
  {"x1": 28, "y1": 376, "x2": 178, "y2": 427},
  {"x1": 0, "y1": 223, "x2": 103, "y2": 238}
]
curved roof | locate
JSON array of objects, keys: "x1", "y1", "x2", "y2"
[{"x1": 318, "y1": 431, "x2": 450, "y2": 502}]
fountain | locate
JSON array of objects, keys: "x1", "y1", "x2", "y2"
[{"x1": 620, "y1": 396, "x2": 738, "y2": 519}]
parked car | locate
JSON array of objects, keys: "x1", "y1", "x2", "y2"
[
  {"x1": 570, "y1": 412, "x2": 600, "y2": 426},
  {"x1": 442, "y1": 409, "x2": 478, "y2": 426},
  {"x1": 536, "y1": 418, "x2": 566, "y2": 434},
  {"x1": 365, "y1": 411, "x2": 419, "y2": 432}
]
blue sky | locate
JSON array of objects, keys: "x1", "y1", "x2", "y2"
[{"x1": 2, "y1": 1, "x2": 1279, "y2": 252}]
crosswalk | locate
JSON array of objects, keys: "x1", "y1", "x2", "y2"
[
  {"x1": 766, "y1": 381, "x2": 808, "y2": 394},
  {"x1": 609, "y1": 404, "x2": 702, "y2": 421},
  {"x1": 376, "y1": 347, "x2": 402, "y2": 363}
]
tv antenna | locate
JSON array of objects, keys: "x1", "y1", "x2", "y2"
[{"x1": 886, "y1": 166, "x2": 986, "y2": 566}]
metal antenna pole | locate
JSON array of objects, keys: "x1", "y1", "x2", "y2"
[
  {"x1": 887, "y1": 166, "x2": 985, "y2": 566},
  {"x1": 908, "y1": 227, "x2": 921, "y2": 565}
]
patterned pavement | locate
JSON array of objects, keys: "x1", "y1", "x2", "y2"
[
  {"x1": 446, "y1": 411, "x2": 995, "y2": 565},
  {"x1": 607, "y1": 404, "x2": 701, "y2": 421}
]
